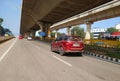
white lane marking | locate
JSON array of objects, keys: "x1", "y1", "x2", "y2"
[
  {"x1": 53, "y1": 55, "x2": 72, "y2": 67},
  {"x1": 0, "y1": 38, "x2": 17, "y2": 62},
  {"x1": 29, "y1": 41, "x2": 72, "y2": 67},
  {"x1": 29, "y1": 42, "x2": 41, "y2": 49}
]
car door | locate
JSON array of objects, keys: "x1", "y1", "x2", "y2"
[
  {"x1": 52, "y1": 37, "x2": 59, "y2": 51},
  {"x1": 56, "y1": 36, "x2": 63, "y2": 50}
]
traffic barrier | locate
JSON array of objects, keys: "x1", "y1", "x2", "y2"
[{"x1": 83, "y1": 51, "x2": 120, "y2": 65}]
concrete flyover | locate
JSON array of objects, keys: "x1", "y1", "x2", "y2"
[
  {"x1": 50, "y1": 0, "x2": 120, "y2": 39},
  {"x1": 50, "y1": 0, "x2": 120, "y2": 30},
  {"x1": 20, "y1": 0, "x2": 112, "y2": 38}
]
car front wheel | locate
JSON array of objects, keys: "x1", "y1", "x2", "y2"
[{"x1": 51, "y1": 45, "x2": 54, "y2": 52}]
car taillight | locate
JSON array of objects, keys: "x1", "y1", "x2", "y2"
[
  {"x1": 65, "y1": 41, "x2": 71, "y2": 46},
  {"x1": 65, "y1": 42, "x2": 69, "y2": 46}
]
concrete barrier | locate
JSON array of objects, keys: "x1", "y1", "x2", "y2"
[
  {"x1": 83, "y1": 51, "x2": 120, "y2": 65},
  {"x1": 0, "y1": 36, "x2": 14, "y2": 43}
]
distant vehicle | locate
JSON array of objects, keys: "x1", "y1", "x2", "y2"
[
  {"x1": 51, "y1": 35, "x2": 84, "y2": 56},
  {"x1": 27, "y1": 36, "x2": 32, "y2": 40},
  {"x1": 18, "y1": 36, "x2": 23, "y2": 39}
]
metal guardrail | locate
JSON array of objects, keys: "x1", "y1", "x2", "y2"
[
  {"x1": 43, "y1": 37, "x2": 120, "y2": 47},
  {"x1": 84, "y1": 39, "x2": 120, "y2": 47}
]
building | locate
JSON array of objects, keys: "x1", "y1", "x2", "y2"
[
  {"x1": 116, "y1": 24, "x2": 120, "y2": 32},
  {"x1": 91, "y1": 28, "x2": 107, "y2": 39}
]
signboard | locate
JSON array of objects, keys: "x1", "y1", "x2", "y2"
[{"x1": 39, "y1": 32, "x2": 46, "y2": 36}]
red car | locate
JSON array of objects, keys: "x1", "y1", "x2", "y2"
[
  {"x1": 18, "y1": 36, "x2": 23, "y2": 39},
  {"x1": 51, "y1": 35, "x2": 84, "y2": 56}
]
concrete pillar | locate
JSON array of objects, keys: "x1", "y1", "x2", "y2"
[
  {"x1": 85, "y1": 21, "x2": 93, "y2": 40},
  {"x1": 38, "y1": 24, "x2": 43, "y2": 32},
  {"x1": 30, "y1": 30, "x2": 36, "y2": 38},
  {"x1": 48, "y1": 29, "x2": 51, "y2": 38},
  {"x1": 44, "y1": 23, "x2": 52, "y2": 38},
  {"x1": 67, "y1": 26, "x2": 71, "y2": 35},
  {"x1": 55, "y1": 29, "x2": 58, "y2": 38},
  {"x1": 37, "y1": 22, "x2": 44, "y2": 40}
]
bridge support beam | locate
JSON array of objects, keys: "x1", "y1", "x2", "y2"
[
  {"x1": 67, "y1": 26, "x2": 71, "y2": 35},
  {"x1": 85, "y1": 21, "x2": 93, "y2": 40}
]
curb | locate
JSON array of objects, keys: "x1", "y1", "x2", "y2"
[
  {"x1": 0, "y1": 37, "x2": 13, "y2": 44},
  {"x1": 83, "y1": 51, "x2": 120, "y2": 65}
]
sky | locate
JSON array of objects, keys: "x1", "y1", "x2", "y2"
[
  {"x1": 0, "y1": 0, "x2": 22, "y2": 36},
  {"x1": 0, "y1": 0, "x2": 120, "y2": 35}
]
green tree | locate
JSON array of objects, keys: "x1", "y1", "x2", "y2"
[
  {"x1": 0, "y1": 18, "x2": 13, "y2": 36},
  {"x1": 0, "y1": 18, "x2": 3, "y2": 26},
  {"x1": 0, "y1": 18, "x2": 5, "y2": 36},
  {"x1": 90, "y1": 33, "x2": 94, "y2": 39},
  {"x1": 4, "y1": 28, "x2": 13, "y2": 35},
  {"x1": 106, "y1": 27, "x2": 118, "y2": 34},
  {"x1": 71, "y1": 26, "x2": 85, "y2": 38},
  {"x1": 0, "y1": 26, "x2": 5, "y2": 36},
  {"x1": 51, "y1": 32, "x2": 55, "y2": 37},
  {"x1": 51, "y1": 32, "x2": 65, "y2": 37}
]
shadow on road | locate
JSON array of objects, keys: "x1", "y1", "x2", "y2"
[
  {"x1": 53, "y1": 51, "x2": 83, "y2": 57},
  {"x1": 65, "y1": 53, "x2": 83, "y2": 57}
]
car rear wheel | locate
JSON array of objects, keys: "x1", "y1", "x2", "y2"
[
  {"x1": 59, "y1": 47, "x2": 65, "y2": 56},
  {"x1": 51, "y1": 46, "x2": 54, "y2": 52},
  {"x1": 78, "y1": 52, "x2": 83, "y2": 56}
]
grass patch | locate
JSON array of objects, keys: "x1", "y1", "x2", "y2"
[{"x1": 106, "y1": 51, "x2": 120, "y2": 59}]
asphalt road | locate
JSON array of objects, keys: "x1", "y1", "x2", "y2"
[{"x1": 0, "y1": 38, "x2": 120, "y2": 81}]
